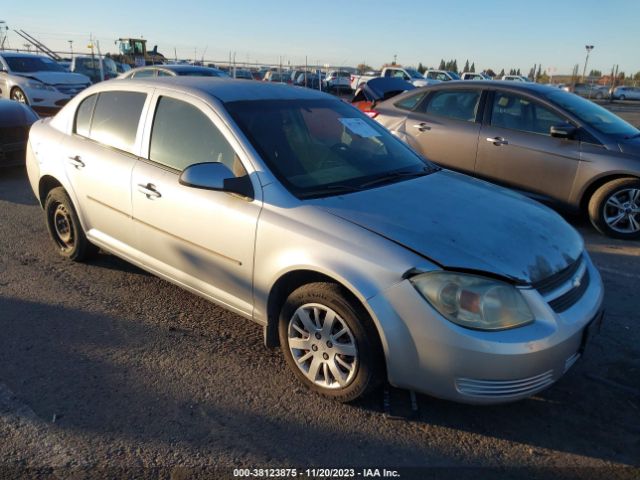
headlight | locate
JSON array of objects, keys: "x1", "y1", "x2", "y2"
[
  {"x1": 410, "y1": 272, "x2": 534, "y2": 331},
  {"x1": 25, "y1": 81, "x2": 56, "y2": 92}
]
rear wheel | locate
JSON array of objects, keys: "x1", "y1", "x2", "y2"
[
  {"x1": 278, "y1": 282, "x2": 382, "y2": 402},
  {"x1": 588, "y1": 178, "x2": 640, "y2": 239},
  {"x1": 44, "y1": 187, "x2": 98, "y2": 261},
  {"x1": 619, "y1": 94, "x2": 626, "y2": 101},
  {"x1": 10, "y1": 87, "x2": 28, "y2": 104}
]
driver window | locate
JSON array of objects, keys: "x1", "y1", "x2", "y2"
[
  {"x1": 149, "y1": 96, "x2": 246, "y2": 176},
  {"x1": 491, "y1": 92, "x2": 564, "y2": 135}
]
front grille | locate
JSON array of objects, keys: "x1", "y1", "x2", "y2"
[
  {"x1": 533, "y1": 255, "x2": 583, "y2": 295},
  {"x1": 0, "y1": 126, "x2": 29, "y2": 144},
  {"x1": 54, "y1": 83, "x2": 89, "y2": 95},
  {"x1": 456, "y1": 370, "x2": 554, "y2": 398},
  {"x1": 548, "y1": 270, "x2": 590, "y2": 312}
]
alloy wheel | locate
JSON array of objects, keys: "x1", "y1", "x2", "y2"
[
  {"x1": 11, "y1": 89, "x2": 27, "y2": 104},
  {"x1": 604, "y1": 188, "x2": 640, "y2": 234},
  {"x1": 287, "y1": 303, "x2": 358, "y2": 389}
]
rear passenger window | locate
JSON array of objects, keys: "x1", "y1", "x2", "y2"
[
  {"x1": 74, "y1": 94, "x2": 97, "y2": 137},
  {"x1": 90, "y1": 91, "x2": 146, "y2": 152},
  {"x1": 425, "y1": 90, "x2": 481, "y2": 122},
  {"x1": 149, "y1": 97, "x2": 242, "y2": 175}
]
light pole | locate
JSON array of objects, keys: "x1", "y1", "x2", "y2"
[
  {"x1": 582, "y1": 45, "x2": 594, "y2": 82},
  {"x1": 68, "y1": 40, "x2": 73, "y2": 57}
]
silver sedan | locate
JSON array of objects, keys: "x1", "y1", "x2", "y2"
[{"x1": 25, "y1": 78, "x2": 603, "y2": 404}]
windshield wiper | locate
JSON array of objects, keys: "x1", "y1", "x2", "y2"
[
  {"x1": 297, "y1": 183, "x2": 365, "y2": 199},
  {"x1": 356, "y1": 168, "x2": 432, "y2": 189}
]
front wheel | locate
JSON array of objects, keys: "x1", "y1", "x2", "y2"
[
  {"x1": 10, "y1": 87, "x2": 28, "y2": 104},
  {"x1": 588, "y1": 178, "x2": 640, "y2": 239},
  {"x1": 278, "y1": 282, "x2": 382, "y2": 402},
  {"x1": 619, "y1": 95, "x2": 626, "y2": 101},
  {"x1": 44, "y1": 187, "x2": 98, "y2": 261}
]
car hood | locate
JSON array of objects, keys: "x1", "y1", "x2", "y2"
[
  {"x1": 15, "y1": 71, "x2": 90, "y2": 85},
  {"x1": 310, "y1": 170, "x2": 583, "y2": 285}
]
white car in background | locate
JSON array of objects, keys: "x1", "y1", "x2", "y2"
[
  {"x1": 461, "y1": 72, "x2": 491, "y2": 80},
  {"x1": 323, "y1": 70, "x2": 352, "y2": 92},
  {"x1": 501, "y1": 75, "x2": 531, "y2": 82},
  {"x1": 0, "y1": 52, "x2": 90, "y2": 115}
]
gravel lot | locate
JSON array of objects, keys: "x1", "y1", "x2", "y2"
[{"x1": 0, "y1": 102, "x2": 639, "y2": 480}]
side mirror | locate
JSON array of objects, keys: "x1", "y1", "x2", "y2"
[
  {"x1": 550, "y1": 123, "x2": 577, "y2": 139},
  {"x1": 179, "y1": 162, "x2": 254, "y2": 200}
]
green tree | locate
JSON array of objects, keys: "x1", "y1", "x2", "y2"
[
  {"x1": 438, "y1": 59, "x2": 445, "y2": 70},
  {"x1": 485, "y1": 68, "x2": 496, "y2": 77},
  {"x1": 463, "y1": 59, "x2": 470, "y2": 73},
  {"x1": 588, "y1": 69, "x2": 602, "y2": 77},
  {"x1": 499, "y1": 69, "x2": 505, "y2": 77},
  {"x1": 470, "y1": 62, "x2": 475, "y2": 73},
  {"x1": 417, "y1": 62, "x2": 426, "y2": 74},
  {"x1": 536, "y1": 65, "x2": 542, "y2": 81},
  {"x1": 452, "y1": 59, "x2": 458, "y2": 73}
]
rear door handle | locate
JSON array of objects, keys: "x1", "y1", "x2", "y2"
[
  {"x1": 67, "y1": 155, "x2": 85, "y2": 168},
  {"x1": 137, "y1": 183, "x2": 161, "y2": 199},
  {"x1": 413, "y1": 122, "x2": 432, "y2": 132},
  {"x1": 486, "y1": 136, "x2": 508, "y2": 146}
]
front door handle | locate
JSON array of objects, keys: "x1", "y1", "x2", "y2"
[
  {"x1": 137, "y1": 183, "x2": 161, "y2": 199},
  {"x1": 413, "y1": 122, "x2": 432, "y2": 132},
  {"x1": 67, "y1": 155, "x2": 85, "y2": 168},
  {"x1": 486, "y1": 136, "x2": 508, "y2": 146}
]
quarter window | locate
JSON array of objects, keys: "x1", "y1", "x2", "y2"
[
  {"x1": 74, "y1": 94, "x2": 98, "y2": 137},
  {"x1": 132, "y1": 69, "x2": 156, "y2": 78},
  {"x1": 491, "y1": 92, "x2": 564, "y2": 135},
  {"x1": 149, "y1": 96, "x2": 242, "y2": 174},
  {"x1": 425, "y1": 90, "x2": 481, "y2": 122},
  {"x1": 394, "y1": 92, "x2": 427, "y2": 111},
  {"x1": 89, "y1": 91, "x2": 147, "y2": 152}
]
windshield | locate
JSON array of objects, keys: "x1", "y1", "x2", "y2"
[
  {"x1": 5, "y1": 56, "x2": 65, "y2": 73},
  {"x1": 447, "y1": 71, "x2": 460, "y2": 80},
  {"x1": 75, "y1": 57, "x2": 118, "y2": 76},
  {"x1": 226, "y1": 99, "x2": 435, "y2": 198},
  {"x1": 178, "y1": 68, "x2": 228, "y2": 77},
  {"x1": 404, "y1": 69, "x2": 423, "y2": 79},
  {"x1": 546, "y1": 90, "x2": 640, "y2": 138}
]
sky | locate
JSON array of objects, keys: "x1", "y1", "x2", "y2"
[{"x1": 1, "y1": 0, "x2": 639, "y2": 75}]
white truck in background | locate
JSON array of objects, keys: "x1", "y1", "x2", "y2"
[{"x1": 350, "y1": 66, "x2": 437, "y2": 91}]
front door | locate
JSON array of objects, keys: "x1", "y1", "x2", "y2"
[
  {"x1": 475, "y1": 90, "x2": 581, "y2": 203},
  {"x1": 132, "y1": 92, "x2": 261, "y2": 315}
]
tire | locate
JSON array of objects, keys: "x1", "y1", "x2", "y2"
[
  {"x1": 588, "y1": 178, "x2": 640, "y2": 239},
  {"x1": 10, "y1": 87, "x2": 28, "y2": 105},
  {"x1": 44, "y1": 187, "x2": 98, "y2": 261},
  {"x1": 278, "y1": 282, "x2": 383, "y2": 402},
  {"x1": 595, "y1": 92, "x2": 603, "y2": 99},
  {"x1": 619, "y1": 95, "x2": 626, "y2": 101}
]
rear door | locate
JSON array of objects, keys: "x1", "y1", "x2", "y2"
[
  {"x1": 475, "y1": 89, "x2": 581, "y2": 203},
  {"x1": 63, "y1": 89, "x2": 149, "y2": 249},
  {"x1": 401, "y1": 88, "x2": 483, "y2": 174},
  {"x1": 131, "y1": 91, "x2": 261, "y2": 315}
]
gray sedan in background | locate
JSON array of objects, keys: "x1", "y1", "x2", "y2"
[
  {"x1": 374, "y1": 81, "x2": 640, "y2": 238},
  {"x1": 26, "y1": 78, "x2": 602, "y2": 404}
]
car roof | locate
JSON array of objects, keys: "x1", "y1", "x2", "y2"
[
  {"x1": 109, "y1": 76, "x2": 332, "y2": 102},
  {"x1": 418, "y1": 80, "x2": 558, "y2": 94}
]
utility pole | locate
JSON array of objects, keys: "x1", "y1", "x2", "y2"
[
  {"x1": 582, "y1": 45, "x2": 594, "y2": 82},
  {"x1": 393, "y1": 53, "x2": 397, "y2": 65},
  {"x1": 0, "y1": 21, "x2": 8, "y2": 50},
  {"x1": 68, "y1": 40, "x2": 73, "y2": 57}
]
